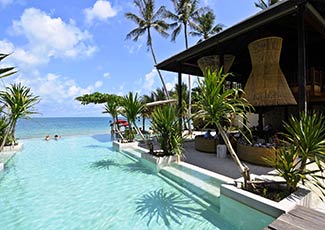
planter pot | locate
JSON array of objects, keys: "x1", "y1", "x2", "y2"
[
  {"x1": 237, "y1": 143, "x2": 276, "y2": 166},
  {"x1": 113, "y1": 141, "x2": 179, "y2": 169},
  {"x1": 221, "y1": 176, "x2": 312, "y2": 218},
  {"x1": 194, "y1": 135, "x2": 218, "y2": 153},
  {"x1": 112, "y1": 141, "x2": 139, "y2": 152}
]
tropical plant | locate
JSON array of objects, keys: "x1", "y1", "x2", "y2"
[
  {"x1": 125, "y1": 0, "x2": 170, "y2": 98},
  {"x1": 0, "y1": 83, "x2": 40, "y2": 149},
  {"x1": 165, "y1": 0, "x2": 206, "y2": 134},
  {"x1": 120, "y1": 92, "x2": 145, "y2": 141},
  {"x1": 171, "y1": 83, "x2": 189, "y2": 129},
  {"x1": 153, "y1": 87, "x2": 168, "y2": 101},
  {"x1": 151, "y1": 105, "x2": 183, "y2": 156},
  {"x1": 0, "y1": 53, "x2": 17, "y2": 79},
  {"x1": 189, "y1": 9, "x2": 224, "y2": 42},
  {"x1": 141, "y1": 92, "x2": 155, "y2": 131},
  {"x1": 103, "y1": 95, "x2": 122, "y2": 134},
  {"x1": 166, "y1": 0, "x2": 205, "y2": 47},
  {"x1": 272, "y1": 112, "x2": 325, "y2": 195},
  {"x1": 193, "y1": 68, "x2": 252, "y2": 188},
  {"x1": 75, "y1": 92, "x2": 112, "y2": 105},
  {"x1": 254, "y1": 0, "x2": 280, "y2": 10},
  {"x1": 0, "y1": 115, "x2": 8, "y2": 146}
]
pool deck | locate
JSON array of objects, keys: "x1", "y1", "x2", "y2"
[
  {"x1": 180, "y1": 137, "x2": 325, "y2": 214},
  {"x1": 264, "y1": 205, "x2": 325, "y2": 230},
  {"x1": 182, "y1": 140, "x2": 274, "y2": 179}
]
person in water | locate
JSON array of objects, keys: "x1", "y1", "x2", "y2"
[
  {"x1": 54, "y1": 134, "x2": 60, "y2": 140},
  {"x1": 45, "y1": 135, "x2": 50, "y2": 141}
]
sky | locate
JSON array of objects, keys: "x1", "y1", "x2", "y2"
[{"x1": 0, "y1": 0, "x2": 260, "y2": 117}]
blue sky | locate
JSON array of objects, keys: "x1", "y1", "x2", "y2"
[{"x1": 0, "y1": 0, "x2": 259, "y2": 117}]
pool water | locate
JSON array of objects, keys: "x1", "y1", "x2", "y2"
[{"x1": 0, "y1": 135, "x2": 274, "y2": 229}]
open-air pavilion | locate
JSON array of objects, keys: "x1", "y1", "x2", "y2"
[{"x1": 156, "y1": 0, "x2": 325, "y2": 127}]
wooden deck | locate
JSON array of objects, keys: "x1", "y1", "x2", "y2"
[{"x1": 265, "y1": 205, "x2": 325, "y2": 230}]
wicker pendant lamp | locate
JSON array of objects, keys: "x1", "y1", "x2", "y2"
[
  {"x1": 244, "y1": 37, "x2": 296, "y2": 107},
  {"x1": 197, "y1": 54, "x2": 235, "y2": 76}
]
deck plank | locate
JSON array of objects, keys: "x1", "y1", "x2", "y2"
[
  {"x1": 267, "y1": 219, "x2": 303, "y2": 230},
  {"x1": 266, "y1": 206, "x2": 325, "y2": 230},
  {"x1": 289, "y1": 207, "x2": 325, "y2": 224}
]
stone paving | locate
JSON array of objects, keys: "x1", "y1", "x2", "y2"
[{"x1": 181, "y1": 139, "x2": 325, "y2": 213}]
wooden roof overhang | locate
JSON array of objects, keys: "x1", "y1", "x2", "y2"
[
  {"x1": 156, "y1": 0, "x2": 325, "y2": 78},
  {"x1": 156, "y1": 0, "x2": 325, "y2": 114}
]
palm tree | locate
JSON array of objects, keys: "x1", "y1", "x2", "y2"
[
  {"x1": 166, "y1": 0, "x2": 205, "y2": 47},
  {"x1": 165, "y1": 0, "x2": 206, "y2": 134},
  {"x1": 190, "y1": 10, "x2": 224, "y2": 42},
  {"x1": 254, "y1": 0, "x2": 280, "y2": 10},
  {"x1": 141, "y1": 92, "x2": 155, "y2": 131},
  {"x1": 153, "y1": 87, "x2": 168, "y2": 101},
  {"x1": 103, "y1": 95, "x2": 122, "y2": 138},
  {"x1": 0, "y1": 53, "x2": 17, "y2": 79},
  {"x1": 171, "y1": 83, "x2": 189, "y2": 129},
  {"x1": 121, "y1": 92, "x2": 145, "y2": 141},
  {"x1": 125, "y1": 0, "x2": 170, "y2": 99},
  {"x1": 0, "y1": 83, "x2": 40, "y2": 149},
  {"x1": 193, "y1": 68, "x2": 253, "y2": 188}
]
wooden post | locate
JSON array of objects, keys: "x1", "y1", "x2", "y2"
[
  {"x1": 298, "y1": 4, "x2": 307, "y2": 114},
  {"x1": 178, "y1": 64, "x2": 183, "y2": 131}
]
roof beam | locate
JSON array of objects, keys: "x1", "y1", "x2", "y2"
[
  {"x1": 157, "y1": 0, "x2": 304, "y2": 70},
  {"x1": 306, "y1": 2, "x2": 325, "y2": 26}
]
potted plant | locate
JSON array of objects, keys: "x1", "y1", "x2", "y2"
[
  {"x1": 120, "y1": 92, "x2": 145, "y2": 142},
  {"x1": 270, "y1": 112, "x2": 325, "y2": 197},
  {"x1": 0, "y1": 83, "x2": 40, "y2": 150},
  {"x1": 151, "y1": 105, "x2": 183, "y2": 158},
  {"x1": 193, "y1": 67, "x2": 253, "y2": 188}
]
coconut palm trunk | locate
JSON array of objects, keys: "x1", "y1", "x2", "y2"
[
  {"x1": 216, "y1": 123, "x2": 250, "y2": 187},
  {"x1": 125, "y1": 0, "x2": 170, "y2": 99},
  {"x1": 147, "y1": 29, "x2": 170, "y2": 99}
]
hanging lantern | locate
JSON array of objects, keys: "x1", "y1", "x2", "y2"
[
  {"x1": 244, "y1": 36, "x2": 297, "y2": 106},
  {"x1": 197, "y1": 54, "x2": 235, "y2": 76}
]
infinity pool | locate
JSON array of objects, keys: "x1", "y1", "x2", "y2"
[{"x1": 0, "y1": 135, "x2": 274, "y2": 229}]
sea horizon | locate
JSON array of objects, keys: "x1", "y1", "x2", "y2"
[{"x1": 15, "y1": 117, "x2": 151, "y2": 140}]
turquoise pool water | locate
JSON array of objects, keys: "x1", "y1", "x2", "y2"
[{"x1": 0, "y1": 135, "x2": 274, "y2": 229}]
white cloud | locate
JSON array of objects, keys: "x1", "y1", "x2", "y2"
[
  {"x1": 103, "y1": 72, "x2": 110, "y2": 79},
  {"x1": 143, "y1": 69, "x2": 156, "y2": 91},
  {"x1": 10, "y1": 72, "x2": 99, "y2": 104},
  {"x1": 0, "y1": 40, "x2": 44, "y2": 66},
  {"x1": 166, "y1": 82, "x2": 175, "y2": 91},
  {"x1": 0, "y1": 0, "x2": 13, "y2": 7},
  {"x1": 84, "y1": 0, "x2": 117, "y2": 25},
  {"x1": 95, "y1": 81, "x2": 103, "y2": 88},
  {"x1": 47, "y1": 73, "x2": 59, "y2": 81},
  {"x1": 124, "y1": 43, "x2": 143, "y2": 54},
  {"x1": 10, "y1": 8, "x2": 96, "y2": 65}
]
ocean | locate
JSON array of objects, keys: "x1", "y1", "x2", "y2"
[
  {"x1": 15, "y1": 117, "x2": 112, "y2": 140},
  {"x1": 15, "y1": 117, "x2": 152, "y2": 140}
]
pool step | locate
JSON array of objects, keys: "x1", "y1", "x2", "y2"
[
  {"x1": 159, "y1": 165, "x2": 221, "y2": 207},
  {"x1": 158, "y1": 172, "x2": 221, "y2": 215}
]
